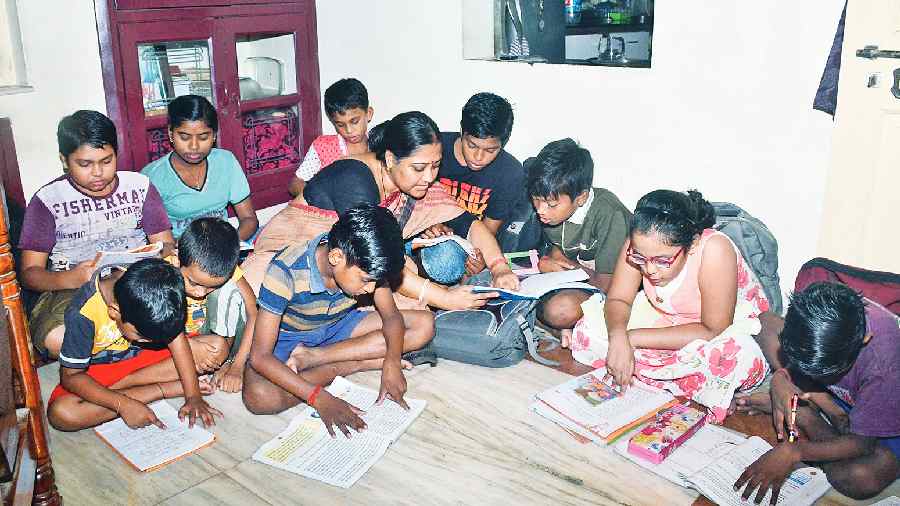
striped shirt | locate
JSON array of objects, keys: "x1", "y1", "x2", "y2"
[{"x1": 258, "y1": 233, "x2": 357, "y2": 332}]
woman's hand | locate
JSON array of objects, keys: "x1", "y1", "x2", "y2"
[
  {"x1": 444, "y1": 285, "x2": 497, "y2": 309},
  {"x1": 419, "y1": 223, "x2": 453, "y2": 239},
  {"x1": 314, "y1": 391, "x2": 367, "y2": 438},
  {"x1": 465, "y1": 248, "x2": 486, "y2": 276},
  {"x1": 605, "y1": 333, "x2": 635, "y2": 389}
]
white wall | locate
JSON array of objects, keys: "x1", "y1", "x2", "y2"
[
  {"x1": 0, "y1": 1, "x2": 106, "y2": 198},
  {"x1": 1, "y1": 1, "x2": 845, "y2": 299},
  {"x1": 316, "y1": 0, "x2": 845, "y2": 298}
]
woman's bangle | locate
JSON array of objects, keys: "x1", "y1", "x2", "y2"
[
  {"x1": 487, "y1": 256, "x2": 508, "y2": 272},
  {"x1": 308, "y1": 385, "x2": 323, "y2": 407},
  {"x1": 417, "y1": 280, "x2": 431, "y2": 303}
]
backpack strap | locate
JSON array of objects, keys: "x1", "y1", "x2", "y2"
[{"x1": 518, "y1": 314, "x2": 559, "y2": 367}]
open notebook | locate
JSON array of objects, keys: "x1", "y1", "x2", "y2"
[
  {"x1": 473, "y1": 269, "x2": 601, "y2": 300},
  {"x1": 95, "y1": 241, "x2": 163, "y2": 270},
  {"x1": 532, "y1": 369, "x2": 677, "y2": 444},
  {"x1": 253, "y1": 376, "x2": 426, "y2": 488},
  {"x1": 94, "y1": 400, "x2": 215, "y2": 472}
]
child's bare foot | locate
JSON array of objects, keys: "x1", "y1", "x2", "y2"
[
  {"x1": 285, "y1": 344, "x2": 316, "y2": 373},
  {"x1": 198, "y1": 375, "x2": 216, "y2": 395},
  {"x1": 731, "y1": 390, "x2": 773, "y2": 416}
]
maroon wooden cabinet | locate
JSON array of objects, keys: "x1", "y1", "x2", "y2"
[{"x1": 96, "y1": 0, "x2": 321, "y2": 209}]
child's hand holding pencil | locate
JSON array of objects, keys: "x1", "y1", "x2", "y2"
[{"x1": 788, "y1": 393, "x2": 799, "y2": 443}]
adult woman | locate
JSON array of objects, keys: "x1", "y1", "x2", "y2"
[
  {"x1": 242, "y1": 111, "x2": 517, "y2": 309},
  {"x1": 142, "y1": 95, "x2": 259, "y2": 241}
]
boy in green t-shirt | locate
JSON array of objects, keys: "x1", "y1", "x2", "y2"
[{"x1": 525, "y1": 138, "x2": 632, "y2": 345}]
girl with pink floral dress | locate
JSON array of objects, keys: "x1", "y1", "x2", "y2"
[{"x1": 571, "y1": 189, "x2": 770, "y2": 422}]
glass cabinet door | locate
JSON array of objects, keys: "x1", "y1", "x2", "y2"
[
  {"x1": 119, "y1": 20, "x2": 218, "y2": 171},
  {"x1": 215, "y1": 12, "x2": 320, "y2": 209}
]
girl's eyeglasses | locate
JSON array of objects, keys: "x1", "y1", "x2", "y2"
[{"x1": 626, "y1": 247, "x2": 685, "y2": 269}]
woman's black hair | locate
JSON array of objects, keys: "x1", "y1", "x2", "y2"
[
  {"x1": 780, "y1": 282, "x2": 868, "y2": 382},
  {"x1": 167, "y1": 94, "x2": 219, "y2": 132},
  {"x1": 57, "y1": 110, "x2": 118, "y2": 158},
  {"x1": 630, "y1": 189, "x2": 716, "y2": 248},
  {"x1": 367, "y1": 111, "x2": 440, "y2": 164}
]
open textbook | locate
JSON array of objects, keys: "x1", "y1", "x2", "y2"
[
  {"x1": 472, "y1": 269, "x2": 601, "y2": 300},
  {"x1": 252, "y1": 376, "x2": 426, "y2": 488},
  {"x1": 94, "y1": 400, "x2": 215, "y2": 472},
  {"x1": 95, "y1": 241, "x2": 163, "y2": 269},
  {"x1": 678, "y1": 436, "x2": 830, "y2": 506},
  {"x1": 532, "y1": 369, "x2": 677, "y2": 443},
  {"x1": 615, "y1": 425, "x2": 831, "y2": 505}
]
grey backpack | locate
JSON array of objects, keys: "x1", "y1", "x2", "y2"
[
  {"x1": 712, "y1": 202, "x2": 783, "y2": 314},
  {"x1": 431, "y1": 271, "x2": 555, "y2": 368}
]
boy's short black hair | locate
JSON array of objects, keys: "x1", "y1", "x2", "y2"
[
  {"x1": 525, "y1": 138, "x2": 593, "y2": 200},
  {"x1": 57, "y1": 110, "x2": 118, "y2": 159},
  {"x1": 324, "y1": 78, "x2": 369, "y2": 118},
  {"x1": 780, "y1": 282, "x2": 868, "y2": 383},
  {"x1": 327, "y1": 204, "x2": 404, "y2": 283},
  {"x1": 114, "y1": 258, "x2": 187, "y2": 348},
  {"x1": 178, "y1": 217, "x2": 240, "y2": 279},
  {"x1": 460, "y1": 92, "x2": 514, "y2": 146}
]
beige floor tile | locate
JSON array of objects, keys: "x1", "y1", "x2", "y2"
[{"x1": 159, "y1": 473, "x2": 271, "y2": 506}]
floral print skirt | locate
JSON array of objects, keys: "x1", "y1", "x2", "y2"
[{"x1": 571, "y1": 293, "x2": 769, "y2": 423}]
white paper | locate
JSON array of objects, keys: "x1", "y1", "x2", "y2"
[
  {"x1": 252, "y1": 376, "x2": 426, "y2": 488},
  {"x1": 94, "y1": 400, "x2": 215, "y2": 472},
  {"x1": 871, "y1": 497, "x2": 900, "y2": 506},
  {"x1": 686, "y1": 436, "x2": 831, "y2": 506},
  {"x1": 95, "y1": 241, "x2": 163, "y2": 269},
  {"x1": 410, "y1": 235, "x2": 476, "y2": 256},
  {"x1": 472, "y1": 269, "x2": 600, "y2": 300},
  {"x1": 613, "y1": 424, "x2": 747, "y2": 487},
  {"x1": 535, "y1": 369, "x2": 674, "y2": 440},
  {"x1": 530, "y1": 400, "x2": 596, "y2": 442}
]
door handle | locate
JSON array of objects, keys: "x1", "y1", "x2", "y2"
[{"x1": 856, "y1": 45, "x2": 900, "y2": 60}]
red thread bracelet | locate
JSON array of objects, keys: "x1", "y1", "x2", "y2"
[{"x1": 308, "y1": 385, "x2": 323, "y2": 407}]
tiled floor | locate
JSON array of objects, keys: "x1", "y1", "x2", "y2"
[{"x1": 38, "y1": 347, "x2": 898, "y2": 505}]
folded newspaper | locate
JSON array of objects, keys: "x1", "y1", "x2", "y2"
[{"x1": 252, "y1": 376, "x2": 426, "y2": 488}]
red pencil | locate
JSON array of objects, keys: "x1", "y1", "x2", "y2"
[{"x1": 788, "y1": 394, "x2": 799, "y2": 443}]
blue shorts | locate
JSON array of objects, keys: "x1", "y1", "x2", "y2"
[
  {"x1": 272, "y1": 309, "x2": 369, "y2": 362},
  {"x1": 833, "y1": 396, "x2": 900, "y2": 460}
]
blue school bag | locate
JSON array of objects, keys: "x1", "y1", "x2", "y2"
[{"x1": 712, "y1": 202, "x2": 783, "y2": 314}]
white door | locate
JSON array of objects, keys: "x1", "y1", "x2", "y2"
[{"x1": 818, "y1": 1, "x2": 900, "y2": 272}]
